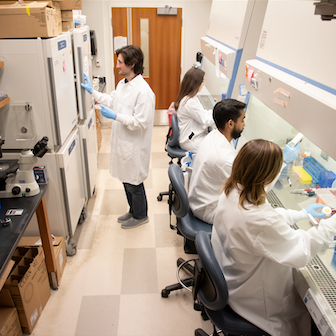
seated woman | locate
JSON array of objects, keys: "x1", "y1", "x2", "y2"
[
  {"x1": 174, "y1": 67, "x2": 215, "y2": 153},
  {"x1": 211, "y1": 139, "x2": 336, "y2": 336}
]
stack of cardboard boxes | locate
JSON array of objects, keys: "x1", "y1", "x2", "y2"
[
  {"x1": 0, "y1": 260, "x2": 22, "y2": 336},
  {"x1": 0, "y1": 237, "x2": 67, "y2": 335},
  {"x1": 0, "y1": 0, "x2": 82, "y2": 38}
]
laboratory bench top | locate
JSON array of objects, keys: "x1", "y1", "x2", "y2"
[
  {"x1": 0, "y1": 184, "x2": 58, "y2": 289},
  {"x1": 268, "y1": 176, "x2": 336, "y2": 335}
]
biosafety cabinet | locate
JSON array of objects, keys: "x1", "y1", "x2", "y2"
[
  {"x1": 199, "y1": 0, "x2": 268, "y2": 106},
  {"x1": 239, "y1": 1, "x2": 336, "y2": 334}
]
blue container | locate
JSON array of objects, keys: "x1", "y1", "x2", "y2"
[{"x1": 319, "y1": 170, "x2": 336, "y2": 188}]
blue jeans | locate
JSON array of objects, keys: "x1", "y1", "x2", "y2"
[{"x1": 122, "y1": 182, "x2": 148, "y2": 220}]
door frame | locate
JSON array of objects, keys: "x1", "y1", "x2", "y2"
[{"x1": 108, "y1": 5, "x2": 186, "y2": 96}]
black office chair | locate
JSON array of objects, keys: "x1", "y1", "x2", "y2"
[
  {"x1": 193, "y1": 231, "x2": 270, "y2": 336},
  {"x1": 157, "y1": 113, "x2": 186, "y2": 202},
  {"x1": 161, "y1": 164, "x2": 212, "y2": 298}
]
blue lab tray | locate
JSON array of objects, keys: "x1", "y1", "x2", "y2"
[{"x1": 303, "y1": 157, "x2": 327, "y2": 184}]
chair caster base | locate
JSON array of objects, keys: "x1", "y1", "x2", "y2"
[
  {"x1": 195, "y1": 329, "x2": 209, "y2": 336},
  {"x1": 170, "y1": 224, "x2": 177, "y2": 230},
  {"x1": 157, "y1": 195, "x2": 163, "y2": 201},
  {"x1": 161, "y1": 288, "x2": 170, "y2": 298},
  {"x1": 194, "y1": 302, "x2": 203, "y2": 311},
  {"x1": 201, "y1": 309, "x2": 209, "y2": 321}
]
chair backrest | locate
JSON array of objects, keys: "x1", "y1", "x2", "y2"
[
  {"x1": 168, "y1": 163, "x2": 189, "y2": 218},
  {"x1": 167, "y1": 113, "x2": 180, "y2": 148},
  {"x1": 194, "y1": 230, "x2": 228, "y2": 311}
]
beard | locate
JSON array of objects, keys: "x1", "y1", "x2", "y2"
[{"x1": 231, "y1": 127, "x2": 243, "y2": 139}]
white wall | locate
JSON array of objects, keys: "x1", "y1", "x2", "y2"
[{"x1": 82, "y1": 0, "x2": 212, "y2": 96}]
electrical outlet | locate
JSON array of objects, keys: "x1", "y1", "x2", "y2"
[
  {"x1": 321, "y1": 151, "x2": 329, "y2": 161},
  {"x1": 96, "y1": 59, "x2": 101, "y2": 67}
]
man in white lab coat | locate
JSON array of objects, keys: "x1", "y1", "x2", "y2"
[
  {"x1": 81, "y1": 45, "x2": 155, "y2": 229},
  {"x1": 188, "y1": 99, "x2": 246, "y2": 224}
]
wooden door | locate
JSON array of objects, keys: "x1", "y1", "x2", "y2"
[{"x1": 112, "y1": 7, "x2": 182, "y2": 109}]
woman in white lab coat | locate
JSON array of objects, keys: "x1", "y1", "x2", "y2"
[
  {"x1": 211, "y1": 139, "x2": 336, "y2": 336},
  {"x1": 175, "y1": 67, "x2": 215, "y2": 153}
]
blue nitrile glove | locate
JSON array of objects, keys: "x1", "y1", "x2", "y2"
[
  {"x1": 100, "y1": 105, "x2": 117, "y2": 120},
  {"x1": 304, "y1": 203, "x2": 326, "y2": 218},
  {"x1": 283, "y1": 141, "x2": 300, "y2": 163},
  {"x1": 81, "y1": 72, "x2": 93, "y2": 94}
]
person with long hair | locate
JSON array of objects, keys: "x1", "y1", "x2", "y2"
[
  {"x1": 211, "y1": 139, "x2": 336, "y2": 336},
  {"x1": 174, "y1": 67, "x2": 215, "y2": 152}
]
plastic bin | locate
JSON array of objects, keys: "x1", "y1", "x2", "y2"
[
  {"x1": 167, "y1": 102, "x2": 177, "y2": 126},
  {"x1": 319, "y1": 171, "x2": 336, "y2": 188}
]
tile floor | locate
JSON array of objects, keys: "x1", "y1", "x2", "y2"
[{"x1": 29, "y1": 125, "x2": 213, "y2": 336}]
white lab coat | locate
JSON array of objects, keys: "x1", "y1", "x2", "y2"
[
  {"x1": 189, "y1": 130, "x2": 237, "y2": 224},
  {"x1": 92, "y1": 75, "x2": 155, "y2": 185},
  {"x1": 177, "y1": 96, "x2": 215, "y2": 152},
  {"x1": 211, "y1": 186, "x2": 336, "y2": 336}
]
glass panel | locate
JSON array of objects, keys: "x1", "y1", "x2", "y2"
[
  {"x1": 238, "y1": 94, "x2": 336, "y2": 219},
  {"x1": 197, "y1": 57, "x2": 230, "y2": 110},
  {"x1": 140, "y1": 19, "x2": 149, "y2": 78}
]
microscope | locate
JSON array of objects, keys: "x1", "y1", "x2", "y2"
[{"x1": 0, "y1": 136, "x2": 49, "y2": 198}]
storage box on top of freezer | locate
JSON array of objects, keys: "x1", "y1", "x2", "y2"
[
  {"x1": 4, "y1": 247, "x2": 50, "y2": 334},
  {"x1": 0, "y1": 2, "x2": 58, "y2": 38},
  {"x1": 0, "y1": 289, "x2": 22, "y2": 336},
  {"x1": 60, "y1": 0, "x2": 82, "y2": 10}
]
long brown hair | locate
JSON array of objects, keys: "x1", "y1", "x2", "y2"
[
  {"x1": 224, "y1": 139, "x2": 283, "y2": 209},
  {"x1": 174, "y1": 68, "x2": 205, "y2": 110}
]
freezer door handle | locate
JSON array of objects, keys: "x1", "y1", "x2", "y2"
[
  {"x1": 78, "y1": 47, "x2": 87, "y2": 120},
  {"x1": 48, "y1": 58, "x2": 62, "y2": 146},
  {"x1": 82, "y1": 138, "x2": 91, "y2": 197},
  {"x1": 60, "y1": 167, "x2": 73, "y2": 237}
]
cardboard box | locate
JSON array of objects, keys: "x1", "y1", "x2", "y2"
[
  {"x1": 60, "y1": 0, "x2": 81, "y2": 10},
  {"x1": 52, "y1": 1, "x2": 62, "y2": 35},
  {"x1": 4, "y1": 247, "x2": 51, "y2": 334},
  {"x1": 62, "y1": 20, "x2": 73, "y2": 32},
  {"x1": 61, "y1": 9, "x2": 72, "y2": 21},
  {"x1": 0, "y1": 289, "x2": 22, "y2": 336},
  {"x1": 18, "y1": 237, "x2": 67, "y2": 286},
  {"x1": 0, "y1": 2, "x2": 58, "y2": 38}
]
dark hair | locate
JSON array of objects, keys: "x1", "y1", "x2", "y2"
[
  {"x1": 224, "y1": 139, "x2": 283, "y2": 209},
  {"x1": 116, "y1": 45, "x2": 144, "y2": 75},
  {"x1": 174, "y1": 68, "x2": 205, "y2": 110},
  {"x1": 213, "y1": 99, "x2": 246, "y2": 130}
]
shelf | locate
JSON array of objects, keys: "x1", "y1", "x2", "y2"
[{"x1": 0, "y1": 96, "x2": 10, "y2": 109}]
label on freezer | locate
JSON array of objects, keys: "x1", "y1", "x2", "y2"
[
  {"x1": 88, "y1": 117, "x2": 92, "y2": 130},
  {"x1": 68, "y1": 139, "x2": 76, "y2": 156},
  {"x1": 83, "y1": 33, "x2": 87, "y2": 42},
  {"x1": 58, "y1": 40, "x2": 67, "y2": 51}
]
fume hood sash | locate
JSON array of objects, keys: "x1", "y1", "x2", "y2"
[
  {"x1": 201, "y1": 36, "x2": 236, "y2": 79},
  {"x1": 245, "y1": 58, "x2": 336, "y2": 161}
]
